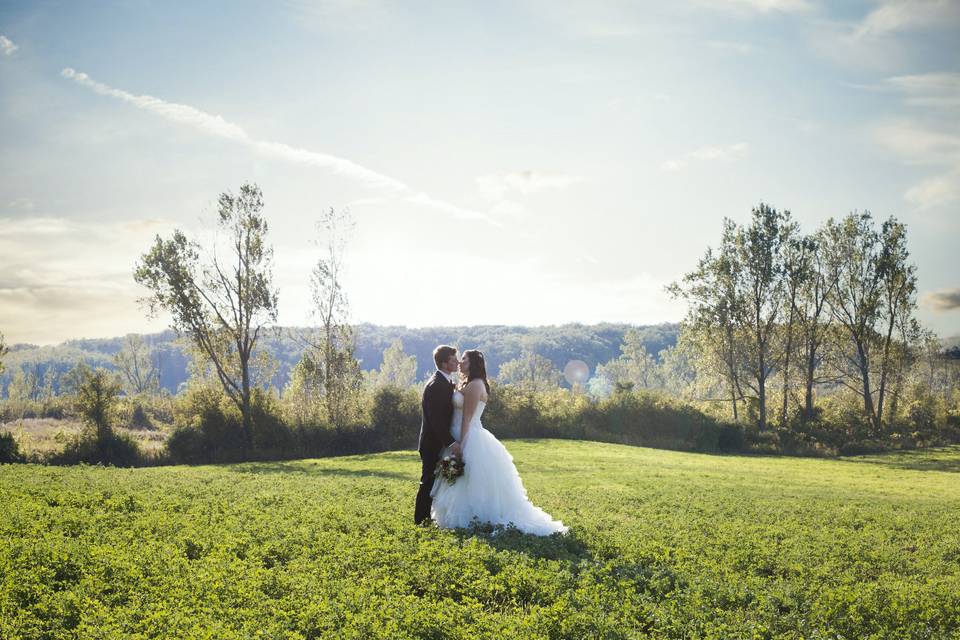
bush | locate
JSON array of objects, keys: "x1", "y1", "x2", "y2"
[
  {"x1": 54, "y1": 429, "x2": 141, "y2": 467},
  {"x1": 128, "y1": 403, "x2": 154, "y2": 430},
  {"x1": 168, "y1": 385, "x2": 298, "y2": 463},
  {"x1": 0, "y1": 432, "x2": 23, "y2": 463},
  {"x1": 369, "y1": 386, "x2": 420, "y2": 449},
  {"x1": 838, "y1": 439, "x2": 889, "y2": 457},
  {"x1": 49, "y1": 368, "x2": 143, "y2": 467}
]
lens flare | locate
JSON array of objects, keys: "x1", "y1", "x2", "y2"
[{"x1": 563, "y1": 360, "x2": 590, "y2": 386}]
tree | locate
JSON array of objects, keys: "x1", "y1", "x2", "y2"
[
  {"x1": 497, "y1": 351, "x2": 562, "y2": 392},
  {"x1": 134, "y1": 183, "x2": 278, "y2": 458},
  {"x1": 370, "y1": 339, "x2": 417, "y2": 389},
  {"x1": 114, "y1": 333, "x2": 160, "y2": 395},
  {"x1": 733, "y1": 204, "x2": 792, "y2": 431},
  {"x1": 820, "y1": 213, "x2": 882, "y2": 429},
  {"x1": 0, "y1": 332, "x2": 7, "y2": 376},
  {"x1": 796, "y1": 231, "x2": 836, "y2": 421},
  {"x1": 594, "y1": 328, "x2": 661, "y2": 391},
  {"x1": 282, "y1": 353, "x2": 325, "y2": 427},
  {"x1": 301, "y1": 207, "x2": 363, "y2": 431},
  {"x1": 778, "y1": 228, "x2": 813, "y2": 423},
  {"x1": 874, "y1": 217, "x2": 918, "y2": 429},
  {"x1": 75, "y1": 369, "x2": 121, "y2": 442},
  {"x1": 668, "y1": 221, "x2": 747, "y2": 422}
]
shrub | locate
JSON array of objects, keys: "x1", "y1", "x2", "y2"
[
  {"x1": 0, "y1": 432, "x2": 23, "y2": 463},
  {"x1": 369, "y1": 386, "x2": 420, "y2": 449},
  {"x1": 51, "y1": 368, "x2": 143, "y2": 467},
  {"x1": 54, "y1": 429, "x2": 141, "y2": 467}
]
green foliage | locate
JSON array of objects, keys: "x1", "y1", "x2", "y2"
[
  {"x1": 367, "y1": 339, "x2": 418, "y2": 389},
  {"x1": 497, "y1": 351, "x2": 562, "y2": 392},
  {"x1": 48, "y1": 368, "x2": 143, "y2": 467},
  {"x1": 369, "y1": 386, "x2": 420, "y2": 448},
  {"x1": 0, "y1": 431, "x2": 23, "y2": 463},
  {"x1": 134, "y1": 182, "x2": 279, "y2": 457},
  {"x1": 2, "y1": 442, "x2": 958, "y2": 638}
]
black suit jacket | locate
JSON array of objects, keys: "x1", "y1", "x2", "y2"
[{"x1": 418, "y1": 371, "x2": 455, "y2": 455}]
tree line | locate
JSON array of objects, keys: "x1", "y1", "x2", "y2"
[{"x1": 1, "y1": 189, "x2": 957, "y2": 465}]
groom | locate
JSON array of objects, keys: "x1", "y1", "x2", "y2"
[{"x1": 414, "y1": 345, "x2": 461, "y2": 525}]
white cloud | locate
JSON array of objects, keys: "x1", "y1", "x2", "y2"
[
  {"x1": 707, "y1": 40, "x2": 755, "y2": 54},
  {"x1": 871, "y1": 121, "x2": 960, "y2": 164},
  {"x1": 661, "y1": 142, "x2": 749, "y2": 171},
  {"x1": 867, "y1": 69, "x2": 960, "y2": 210},
  {"x1": 904, "y1": 170, "x2": 960, "y2": 209},
  {"x1": 0, "y1": 35, "x2": 17, "y2": 56},
  {"x1": 61, "y1": 68, "x2": 500, "y2": 226},
  {"x1": 883, "y1": 72, "x2": 960, "y2": 109},
  {"x1": 853, "y1": 0, "x2": 960, "y2": 39},
  {"x1": 696, "y1": 0, "x2": 813, "y2": 14},
  {"x1": 6, "y1": 198, "x2": 35, "y2": 211},
  {"x1": 922, "y1": 288, "x2": 960, "y2": 311},
  {"x1": 0, "y1": 217, "x2": 175, "y2": 344},
  {"x1": 475, "y1": 171, "x2": 585, "y2": 200}
]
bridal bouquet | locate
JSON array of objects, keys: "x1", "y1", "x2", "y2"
[{"x1": 435, "y1": 453, "x2": 465, "y2": 484}]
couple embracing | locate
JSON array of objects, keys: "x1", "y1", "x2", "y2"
[{"x1": 414, "y1": 345, "x2": 568, "y2": 536}]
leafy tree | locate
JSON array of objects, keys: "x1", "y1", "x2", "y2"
[
  {"x1": 369, "y1": 339, "x2": 417, "y2": 389},
  {"x1": 0, "y1": 332, "x2": 7, "y2": 376},
  {"x1": 134, "y1": 183, "x2": 279, "y2": 457},
  {"x1": 114, "y1": 333, "x2": 160, "y2": 395},
  {"x1": 668, "y1": 221, "x2": 747, "y2": 422},
  {"x1": 497, "y1": 351, "x2": 562, "y2": 392},
  {"x1": 76, "y1": 369, "x2": 121, "y2": 442},
  {"x1": 820, "y1": 212, "x2": 919, "y2": 432},
  {"x1": 282, "y1": 354, "x2": 325, "y2": 427},
  {"x1": 733, "y1": 204, "x2": 793, "y2": 431},
  {"x1": 301, "y1": 207, "x2": 363, "y2": 431},
  {"x1": 778, "y1": 226, "x2": 812, "y2": 424},
  {"x1": 875, "y1": 217, "x2": 918, "y2": 428},
  {"x1": 595, "y1": 329, "x2": 661, "y2": 391},
  {"x1": 796, "y1": 231, "x2": 836, "y2": 421}
]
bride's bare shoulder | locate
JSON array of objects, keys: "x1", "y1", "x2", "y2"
[{"x1": 464, "y1": 378, "x2": 489, "y2": 400}]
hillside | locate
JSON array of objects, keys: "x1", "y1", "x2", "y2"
[
  {"x1": 1, "y1": 322, "x2": 680, "y2": 396},
  {"x1": 2, "y1": 441, "x2": 958, "y2": 638}
]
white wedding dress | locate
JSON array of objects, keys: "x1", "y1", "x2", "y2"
[{"x1": 430, "y1": 390, "x2": 568, "y2": 536}]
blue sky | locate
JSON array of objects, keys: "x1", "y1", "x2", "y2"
[{"x1": 1, "y1": 0, "x2": 958, "y2": 344}]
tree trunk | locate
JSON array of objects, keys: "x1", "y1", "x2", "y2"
[
  {"x1": 803, "y1": 342, "x2": 816, "y2": 421},
  {"x1": 855, "y1": 340, "x2": 878, "y2": 433},
  {"x1": 876, "y1": 317, "x2": 895, "y2": 431},
  {"x1": 781, "y1": 306, "x2": 796, "y2": 424},
  {"x1": 240, "y1": 353, "x2": 252, "y2": 459}
]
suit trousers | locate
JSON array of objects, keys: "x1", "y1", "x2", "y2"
[{"x1": 414, "y1": 448, "x2": 439, "y2": 524}]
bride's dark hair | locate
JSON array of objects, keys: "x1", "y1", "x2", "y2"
[{"x1": 461, "y1": 349, "x2": 490, "y2": 394}]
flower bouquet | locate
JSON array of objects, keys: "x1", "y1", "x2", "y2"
[{"x1": 435, "y1": 452, "x2": 465, "y2": 485}]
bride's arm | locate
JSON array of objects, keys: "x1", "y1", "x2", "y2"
[{"x1": 459, "y1": 380, "x2": 483, "y2": 448}]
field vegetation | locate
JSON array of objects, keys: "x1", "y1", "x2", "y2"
[{"x1": 2, "y1": 441, "x2": 958, "y2": 639}]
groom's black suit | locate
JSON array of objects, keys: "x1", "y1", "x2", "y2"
[{"x1": 415, "y1": 371, "x2": 455, "y2": 524}]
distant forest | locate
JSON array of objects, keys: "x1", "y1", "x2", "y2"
[{"x1": 0, "y1": 323, "x2": 681, "y2": 397}]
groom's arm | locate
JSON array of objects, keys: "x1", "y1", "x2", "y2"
[{"x1": 425, "y1": 382, "x2": 455, "y2": 448}]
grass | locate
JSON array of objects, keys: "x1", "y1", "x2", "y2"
[
  {"x1": 1, "y1": 440, "x2": 959, "y2": 639},
  {"x1": 0, "y1": 417, "x2": 169, "y2": 458}
]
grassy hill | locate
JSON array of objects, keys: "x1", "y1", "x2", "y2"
[{"x1": 2, "y1": 441, "x2": 959, "y2": 638}]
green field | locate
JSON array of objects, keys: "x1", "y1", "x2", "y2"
[{"x1": 2, "y1": 441, "x2": 959, "y2": 639}]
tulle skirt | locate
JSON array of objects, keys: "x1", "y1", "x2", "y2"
[{"x1": 430, "y1": 424, "x2": 568, "y2": 536}]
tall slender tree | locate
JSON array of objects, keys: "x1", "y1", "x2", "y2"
[
  {"x1": 134, "y1": 183, "x2": 278, "y2": 457},
  {"x1": 736, "y1": 204, "x2": 794, "y2": 430},
  {"x1": 114, "y1": 333, "x2": 160, "y2": 395},
  {"x1": 303, "y1": 207, "x2": 362, "y2": 431}
]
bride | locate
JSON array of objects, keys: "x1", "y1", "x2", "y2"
[{"x1": 430, "y1": 349, "x2": 568, "y2": 536}]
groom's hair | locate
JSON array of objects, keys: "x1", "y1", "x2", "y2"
[{"x1": 433, "y1": 345, "x2": 457, "y2": 369}]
